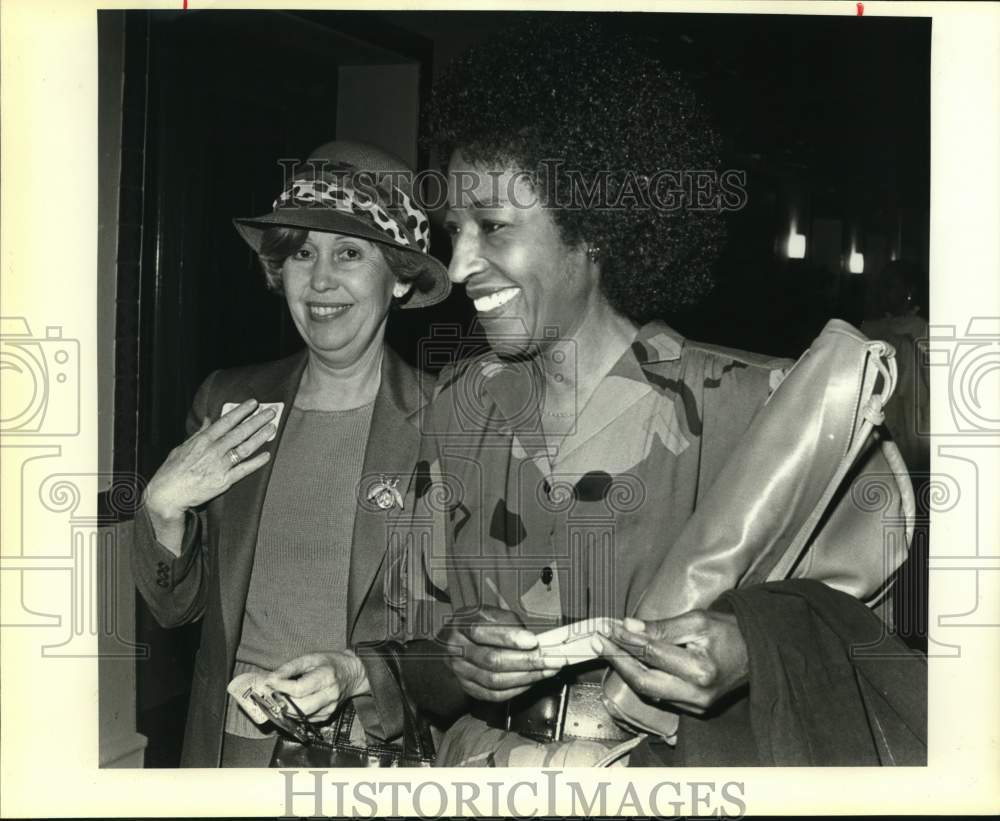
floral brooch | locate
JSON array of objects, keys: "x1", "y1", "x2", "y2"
[{"x1": 367, "y1": 475, "x2": 404, "y2": 511}]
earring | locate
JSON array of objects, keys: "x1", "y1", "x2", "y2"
[
  {"x1": 392, "y1": 281, "x2": 413, "y2": 299},
  {"x1": 587, "y1": 246, "x2": 602, "y2": 263}
]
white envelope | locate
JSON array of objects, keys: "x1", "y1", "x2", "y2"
[
  {"x1": 535, "y1": 616, "x2": 620, "y2": 665},
  {"x1": 221, "y1": 401, "x2": 284, "y2": 442}
]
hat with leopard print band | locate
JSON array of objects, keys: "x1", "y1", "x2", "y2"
[{"x1": 234, "y1": 140, "x2": 450, "y2": 310}]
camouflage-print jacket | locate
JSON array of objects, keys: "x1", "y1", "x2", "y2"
[{"x1": 393, "y1": 321, "x2": 791, "y2": 662}]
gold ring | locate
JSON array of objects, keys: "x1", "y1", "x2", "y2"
[{"x1": 228, "y1": 448, "x2": 242, "y2": 467}]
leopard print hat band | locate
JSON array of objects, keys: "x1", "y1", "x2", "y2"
[{"x1": 273, "y1": 174, "x2": 431, "y2": 253}]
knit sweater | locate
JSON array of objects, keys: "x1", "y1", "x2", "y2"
[{"x1": 225, "y1": 401, "x2": 374, "y2": 738}]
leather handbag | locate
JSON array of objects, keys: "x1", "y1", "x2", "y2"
[
  {"x1": 269, "y1": 643, "x2": 435, "y2": 768},
  {"x1": 602, "y1": 319, "x2": 916, "y2": 739}
]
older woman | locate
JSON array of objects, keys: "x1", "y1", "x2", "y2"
[
  {"x1": 400, "y1": 19, "x2": 922, "y2": 767},
  {"x1": 132, "y1": 140, "x2": 449, "y2": 767}
]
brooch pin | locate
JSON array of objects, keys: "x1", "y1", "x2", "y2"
[{"x1": 368, "y1": 475, "x2": 404, "y2": 511}]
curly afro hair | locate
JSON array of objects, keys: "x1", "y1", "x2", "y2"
[{"x1": 423, "y1": 16, "x2": 727, "y2": 322}]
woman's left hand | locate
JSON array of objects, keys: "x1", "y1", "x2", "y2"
[
  {"x1": 264, "y1": 650, "x2": 372, "y2": 722},
  {"x1": 591, "y1": 609, "x2": 749, "y2": 714}
]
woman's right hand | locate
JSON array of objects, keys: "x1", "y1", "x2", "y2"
[
  {"x1": 440, "y1": 605, "x2": 564, "y2": 702},
  {"x1": 265, "y1": 651, "x2": 371, "y2": 723},
  {"x1": 143, "y1": 399, "x2": 276, "y2": 549}
]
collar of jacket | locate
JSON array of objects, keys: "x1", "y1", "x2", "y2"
[{"x1": 467, "y1": 320, "x2": 686, "y2": 427}]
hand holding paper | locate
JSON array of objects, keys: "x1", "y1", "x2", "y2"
[
  {"x1": 440, "y1": 605, "x2": 565, "y2": 702},
  {"x1": 226, "y1": 671, "x2": 287, "y2": 725},
  {"x1": 591, "y1": 611, "x2": 748, "y2": 714},
  {"x1": 535, "y1": 617, "x2": 621, "y2": 665},
  {"x1": 144, "y1": 399, "x2": 280, "y2": 553},
  {"x1": 263, "y1": 650, "x2": 370, "y2": 723}
]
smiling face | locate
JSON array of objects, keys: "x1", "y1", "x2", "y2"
[
  {"x1": 281, "y1": 231, "x2": 396, "y2": 369},
  {"x1": 444, "y1": 152, "x2": 600, "y2": 357}
]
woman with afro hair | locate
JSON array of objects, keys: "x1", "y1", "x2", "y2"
[
  {"x1": 426, "y1": 16, "x2": 729, "y2": 325},
  {"x1": 397, "y1": 17, "x2": 919, "y2": 768}
]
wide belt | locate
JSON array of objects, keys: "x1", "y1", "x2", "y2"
[{"x1": 479, "y1": 676, "x2": 633, "y2": 743}]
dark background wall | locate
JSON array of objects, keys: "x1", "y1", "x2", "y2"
[
  {"x1": 378, "y1": 10, "x2": 931, "y2": 355},
  {"x1": 99, "y1": 9, "x2": 930, "y2": 766}
]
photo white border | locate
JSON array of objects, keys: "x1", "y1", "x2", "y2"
[{"x1": 2, "y1": 0, "x2": 998, "y2": 816}]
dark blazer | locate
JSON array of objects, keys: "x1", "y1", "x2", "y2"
[{"x1": 132, "y1": 346, "x2": 434, "y2": 767}]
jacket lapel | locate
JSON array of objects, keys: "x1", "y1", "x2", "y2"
[
  {"x1": 216, "y1": 351, "x2": 307, "y2": 652},
  {"x1": 347, "y1": 348, "x2": 429, "y2": 643}
]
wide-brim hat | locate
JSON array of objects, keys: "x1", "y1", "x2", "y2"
[{"x1": 234, "y1": 140, "x2": 450, "y2": 310}]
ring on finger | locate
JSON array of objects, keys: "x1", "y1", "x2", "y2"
[{"x1": 227, "y1": 448, "x2": 242, "y2": 467}]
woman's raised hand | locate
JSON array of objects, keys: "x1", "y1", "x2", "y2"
[{"x1": 143, "y1": 399, "x2": 276, "y2": 548}]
